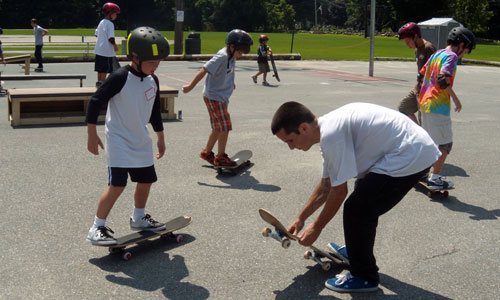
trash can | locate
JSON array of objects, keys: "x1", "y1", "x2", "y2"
[{"x1": 185, "y1": 32, "x2": 201, "y2": 54}]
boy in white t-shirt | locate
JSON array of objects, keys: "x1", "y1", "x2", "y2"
[
  {"x1": 271, "y1": 102, "x2": 440, "y2": 293},
  {"x1": 85, "y1": 27, "x2": 170, "y2": 245},
  {"x1": 94, "y1": 2, "x2": 120, "y2": 87}
]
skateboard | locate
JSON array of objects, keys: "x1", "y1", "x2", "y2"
[
  {"x1": 93, "y1": 215, "x2": 191, "y2": 260},
  {"x1": 269, "y1": 54, "x2": 280, "y2": 82},
  {"x1": 214, "y1": 150, "x2": 252, "y2": 175},
  {"x1": 416, "y1": 180, "x2": 450, "y2": 199},
  {"x1": 259, "y1": 208, "x2": 347, "y2": 271}
]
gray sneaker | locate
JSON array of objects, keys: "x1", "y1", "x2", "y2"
[
  {"x1": 130, "y1": 214, "x2": 166, "y2": 231},
  {"x1": 251, "y1": 76, "x2": 257, "y2": 84},
  {"x1": 87, "y1": 226, "x2": 117, "y2": 245}
]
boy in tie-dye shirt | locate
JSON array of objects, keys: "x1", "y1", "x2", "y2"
[{"x1": 418, "y1": 26, "x2": 476, "y2": 189}]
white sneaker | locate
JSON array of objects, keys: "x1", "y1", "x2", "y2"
[
  {"x1": 87, "y1": 226, "x2": 117, "y2": 245},
  {"x1": 130, "y1": 214, "x2": 166, "y2": 231},
  {"x1": 427, "y1": 176, "x2": 454, "y2": 190}
]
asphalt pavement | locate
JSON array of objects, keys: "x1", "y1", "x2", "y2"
[{"x1": 0, "y1": 57, "x2": 499, "y2": 299}]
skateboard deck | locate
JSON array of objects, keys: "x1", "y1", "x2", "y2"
[
  {"x1": 269, "y1": 54, "x2": 280, "y2": 82},
  {"x1": 214, "y1": 150, "x2": 252, "y2": 174},
  {"x1": 417, "y1": 180, "x2": 450, "y2": 199},
  {"x1": 20, "y1": 65, "x2": 43, "y2": 72},
  {"x1": 259, "y1": 208, "x2": 346, "y2": 271},
  {"x1": 93, "y1": 215, "x2": 191, "y2": 260}
]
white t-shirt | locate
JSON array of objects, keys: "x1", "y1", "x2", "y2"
[
  {"x1": 319, "y1": 103, "x2": 441, "y2": 187},
  {"x1": 202, "y1": 47, "x2": 235, "y2": 104},
  {"x1": 94, "y1": 19, "x2": 116, "y2": 57}
]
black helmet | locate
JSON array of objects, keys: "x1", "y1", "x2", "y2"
[
  {"x1": 226, "y1": 29, "x2": 253, "y2": 47},
  {"x1": 448, "y1": 26, "x2": 476, "y2": 53},
  {"x1": 127, "y1": 26, "x2": 170, "y2": 61}
]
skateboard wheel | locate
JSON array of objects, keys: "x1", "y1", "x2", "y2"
[
  {"x1": 262, "y1": 228, "x2": 271, "y2": 237},
  {"x1": 282, "y1": 239, "x2": 291, "y2": 249},
  {"x1": 443, "y1": 191, "x2": 449, "y2": 197},
  {"x1": 122, "y1": 251, "x2": 132, "y2": 261},
  {"x1": 175, "y1": 234, "x2": 184, "y2": 243},
  {"x1": 109, "y1": 247, "x2": 121, "y2": 254},
  {"x1": 304, "y1": 250, "x2": 313, "y2": 260},
  {"x1": 322, "y1": 262, "x2": 332, "y2": 271}
]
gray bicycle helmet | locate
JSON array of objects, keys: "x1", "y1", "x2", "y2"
[
  {"x1": 448, "y1": 26, "x2": 476, "y2": 53},
  {"x1": 127, "y1": 26, "x2": 170, "y2": 61}
]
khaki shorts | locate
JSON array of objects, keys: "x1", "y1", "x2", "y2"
[
  {"x1": 398, "y1": 87, "x2": 419, "y2": 115},
  {"x1": 258, "y1": 62, "x2": 270, "y2": 73},
  {"x1": 421, "y1": 112, "x2": 452, "y2": 145}
]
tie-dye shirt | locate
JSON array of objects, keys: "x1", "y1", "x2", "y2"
[{"x1": 419, "y1": 49, "x2": 458, "y2": 116}]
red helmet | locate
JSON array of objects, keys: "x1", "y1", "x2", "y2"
[
  {"x1": 259, "y1": 34, "x2": 269, "y2": 43},
  {"x1": 398, "y1": 22, "x2": 420, "y2": 40},
  {"x1": 102, "y1": 2, "x2": 120, "y2": 15}
]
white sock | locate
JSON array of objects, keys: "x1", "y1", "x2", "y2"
[
  {"x1": 133, "y1": 208, "x2": 146, "y2": 222},
  {"x1": 430, "y1": 174, "x2": 441, "y2": 181},
  {"x1": 93, "y1": 216, "x2": 106, "y2": 229}
]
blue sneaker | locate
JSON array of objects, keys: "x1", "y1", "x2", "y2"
[
  {"x1": 327, "y1": 242, "x2": 350, "y2": 264},
  {"x1": 325, "y1": 272, "x2": 378, "y2": 293}
]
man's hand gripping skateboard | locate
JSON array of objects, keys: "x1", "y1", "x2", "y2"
[{"x1": 259, "y1": 209, "x2": 349, "y2": 271}]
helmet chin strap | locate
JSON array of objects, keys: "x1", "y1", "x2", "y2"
[{"x1": 133, "y1": 57, "x2": 147, "y2": 81}]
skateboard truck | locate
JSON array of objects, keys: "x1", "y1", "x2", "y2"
[
  {"x1": 304, "y1": 250, "x2": 333, "y2": 271},
  {"x1": 262, "y1": 227, "x2": 292, "y2": 248}
]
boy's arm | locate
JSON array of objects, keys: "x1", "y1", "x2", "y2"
[
  {"x1": 86, "y1": 67, "x2": 128, "y2": 154},
  {"x1": 87, "y1": 123, "x2": 104, "y2": 155},
  {"x1": 446, "y1": 86, "x2": 462, "y2": 112},
  {"x1": 438, "y1": 72, "x2": 461, "y2": 112},
  {"x1": 150, "y1": 76, "x2": 165, "y2": 159},
  {"x1": 182, "y1": 67, "x2": 207, "y2": 93},
  {"x1": 109, "y1": 37, "x2": 118, "y2": 52}
]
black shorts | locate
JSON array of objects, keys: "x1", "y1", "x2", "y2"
[
  {"x1": 94, "y1": 55, "x2": 115, "y2": 73},
  {"x1": 108, "y1": 165, "x2": 157, "y2": 187}
]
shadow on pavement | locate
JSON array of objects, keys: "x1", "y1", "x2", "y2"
[{"x1": 89, "y1": 234, "x2": 209, "y2": 300}]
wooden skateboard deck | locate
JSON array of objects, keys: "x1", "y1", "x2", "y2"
[
  {"x1": 269, "y1": 54, "x2": 280, "y2": 82},
  {"x1": 417, "y1": 180, "x2": 450, "y2": 199},
  {"x1": 94, "y1": 215, "x2": 191, "y2": 260},
  {"x1": 214, "y1": 150, "x2": 252, "y2": 174},
  {"x1": 259, "y1": 208, "x2": 346, "y2": 271}
]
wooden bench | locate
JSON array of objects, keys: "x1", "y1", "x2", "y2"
[
  {"x1": 5, "y1": 54, "x2": 32, "y2": 75},
  {"x1": 0, "y1": 74, "x2": 87, "y2": 87},
  {"x1": 7, "y1": 86, "x2": 178, "y2": 126}
]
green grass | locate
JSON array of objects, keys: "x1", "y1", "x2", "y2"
[{"x1": 3, "y1": 29, "x2": 499, "y2": 62}]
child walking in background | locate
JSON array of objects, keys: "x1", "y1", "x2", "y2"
[
  {"x1": 94, "y1": 2, "x2": 120, "y2": 87},
  {"x1": 419, "y1": 26, "x2": 476, "y2": 189},
  {"x1": 30, "y1": 18, "x2": 48, "y2": 72},
  {"x1": 85, "y1": 27, "x2": 170, "y2": 245},
  {"x1": 252, "y1": 34, "x2": 271, "y2": 86},
  {"x1": 182, "y1": 29, "x2": 253, "y2": 167},
  {"x1": 397, "y1": 22, "x2": 436, "y2": 124}
]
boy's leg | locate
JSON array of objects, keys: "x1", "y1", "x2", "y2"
[
  {"x1": 96, "y1": 184, "x2": 125, "y2": 220},
  {"x1": 432, "y1": 148, "x2": 448, "y2": 175},
  {"x1": 129, "y1": 166, "x2": 165, "y2": 231},
  {"x1": 133, "y1": 182, "x2": 152, "y2": 210},
  {"x1": 216, "y1": 131, "x2": 229, "y2": 156},
  {"x1": 342, "y1": 170, "x2": 426, "y2": 284},
  {"x1": 34, "y1": 45, "x2": 43, "y2": 68}
]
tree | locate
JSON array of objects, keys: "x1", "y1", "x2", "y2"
[
  {"x1": 264, "y1": 0, "x2": 296, "y2": 31},
  {"x1": 449, "y1": 0, "x2": 493, "y2": 36}
]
